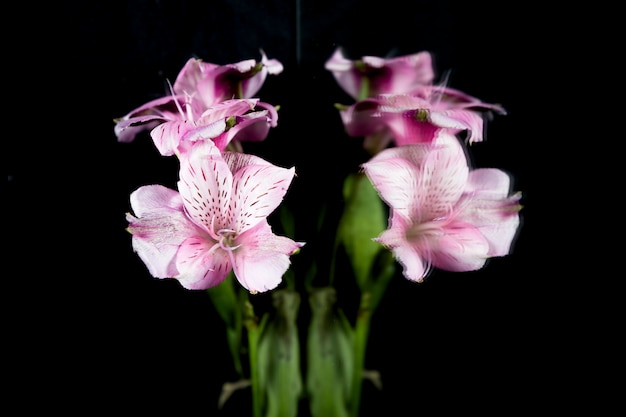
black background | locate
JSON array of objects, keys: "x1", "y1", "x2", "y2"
[{"x1": 7, "y1": 0, "x2": 591, "y2": 415}]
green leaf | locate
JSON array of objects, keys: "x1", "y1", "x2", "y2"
[
  {"x1": 306, "y1": 287, "x2": 354, "y2": 417},
  {"x1": 337, "y1": 173, "x2": 387, "y2": 289},
  {"x1": 257, "y1": 289, "x2": 303, "y2": 417}
]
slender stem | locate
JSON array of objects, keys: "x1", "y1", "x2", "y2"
[
  {"x1": 243, "y1": 297, "x2": 262, "y2": 417},
  {"x1": 329, "y1": 172, "x2": 359, "y2": 287},
  {"x1": 349, "y1": 255, "x2": 395, "y2": 417},
  {"x1": 248, "y1": 326, "x2": 262, "y2": 417},
  {"x1": 328, "y1": 230, "x2": 340, "y2": 286},
  {"x1": 349, "y1": 292, "x2": 372, "y2": 417}
]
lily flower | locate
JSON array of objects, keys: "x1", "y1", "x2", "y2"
[
  {"x1": 324, "y1": 47, "x2": 434, "y2": 100},
  {"x1": 361, "y1": 132, "x2": 521, "y2": 282},
  {"x1": 114, "y1": 50, "x2": 283, "y2": 144},
  {"x1": 125, "y1": 140, "x2": 303, "y2": 293},
  {"x1": 340, "y1": 84, "x2": 506, "y2": 154},
  {"x1": 149, "y1": 98, "x2": 279, "y2": 156},
  {"x1": 113, "y1": 93, "x2": 202, "y2": 144},
  {"x1": 174, "y1": 49, "x2": 284, "y2": 108}
]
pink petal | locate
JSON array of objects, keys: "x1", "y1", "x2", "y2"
[
  {"x1": 114, "y1": 117, "x2": 162, "y2": 144},
  {"x1": 374, "y1": 213, "x2": 428, "y2": 282},
  {"x1": 129, "y1": 184, "x2": 183, "y2": 215},
  {"x1": 458, "y1": 169, "x2": 522, "y2": 256},
  {"x1": 428, "y1": 220, "x2": 490, "y2": 272},
  {"x1": 365, "y1": 51, "x2": 434, "y2": 95},
  {"x1": 113, "y1": 95, "x2": 186, "y2": 143},
  {"x1": 178, "y1": 119, "x2": 228, "y2": 152},
  {"x1": 173, "y1": 58, "x2": 220, "y2": 97},
  {"x1": 127, "y1": 185, "x2": 200, "y2": 278},
  {"x1": 177, "y1": 142, "x2": 234, "y2": 231},
  {"x1": 232, "y1": 221, "x2": 304, "y2": 293},
  {"x1": 430, "y1": 109, "x2": 485, "y2": 144},
  {"x1": 227, "y1": 157, "x2": 296, "y2": 234},
  {"x1": 324, "y1": 48, "x2": 360, "y2": 100},
  {"x1": 175, "y1": 236, "x2": 231, "y2": 290},
  {"x1": 363, "y1": 148, "x2": 427, "y2": 220},
  {"x1": 340, "y1": 100, "x2": 385, "y2": 137},
  {"x1": 385, "y1": 113, "x2": 441, "y2": 145},
  {"x1": 465, "y1": 168, "x2": 512, "y2": 198},
  {"x1": 391, "y1": 244, "x2": 429, "y2": 282},
  {"x1": 240, "y1": 51, "x2": 283, "y2": 98},
  {"x1": 149, "y1": 119, "x2": 201, "y2": 156},
  {"x1": 196, "y1": 99, "x2": 258, "y2": 124},
  {"x1": 363, "y1": 133, "x2": 468, "y2": 221},
  {"x1": 220, "y1": 116, "x2": 271, "y2": 149},
  {"x1": 260, "y1": 50, "x2": 284, "y2": 75}
]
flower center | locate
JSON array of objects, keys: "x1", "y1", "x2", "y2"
[
  {"x1": 414, "y1": 108, "x2": 429, "y2": 122},
  {"x1": 207, "y1": 216, "x2": 241, "y2": 253},
  {"x1": 217, "y1": 228, "x2": 240, "y2": 252},
  {"x1": 405, "y1": 220, "x2": 444, "y2": 242}
]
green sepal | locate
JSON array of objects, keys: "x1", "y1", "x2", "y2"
[
  {"x1": 257, "y1": 289, "x2": 303, "y2": 417},
  {"x1": 306, "y1": 287, "x2": 354, "y2": 417},
  {"x1": 336, "y1": 172, "x2": 387, "y2": 290}
]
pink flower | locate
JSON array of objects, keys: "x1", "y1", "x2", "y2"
[
  {"x1": 114, "y1": 50, "x2": 283, "y2": 144},
  {"x1": 149, "y1": 98, "x2": 279, "y2": 156},
  {"x1": 126, "y1": 140, "x2": 303, "y2": 293},
  {"x1": 325, "y1": 47, "x2": 434, "y2": 100},
  {"x1": 361, "y1": 132, "x2": 521, "y2": 282},
  {"x1": 174, "y1": 50, "x2": 284, "y2": 108},
  {"x1": 113, "y1": 93, "x2": 199, "y2": 144},
  {"x1": 340, "y1": 85, "x2": 506, "y2": 154}
]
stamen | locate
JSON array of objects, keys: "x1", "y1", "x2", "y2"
[
  {"x1": 167, "y1": 79, "x2": 185, "y2": 120},
  {"x1": 207, "y1": 216, "x2": 222, "y2": 241},
  {"x1": 216, "y1": 228, "x2": 242, "y2": 251}
]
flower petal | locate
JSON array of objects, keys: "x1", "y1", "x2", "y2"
[
  {"x1": 177, "y1": 141, "x2": 233, "y2": 231},
  {"x1": 363, "y1": 133, "x2": 468, "y2": 221},
  {"x1": 457, "y1": 169, "x2": 522, "y2": 256},
  {"x1": 428, "y1": 220, "x2": 490, "y2": 272},
  {"x1": 232, "y1": 221, "x2": 304, "y2": 293},
  {"x1": 113, "y1": 95, "x2": 186, "y2": 143},
  {"x1": 173, "y1": 58, "x2": 220, "y2": 99},
  {"x1": 126, "y1": 185, "x2": 200, "y2": 278},
  {"x1": 175, "y1": 236, "x2": 231, "y2": 290},
  {"x1": 224, "y1": 152, "x2": 296, "y2": 234}
]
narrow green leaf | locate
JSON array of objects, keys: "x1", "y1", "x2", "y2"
[
  {"x1": 306, "y1": 287, "x2": 354, "y2": 417},
  {"x1": 337, "y1": 173, "x2": 387, "y2": 289},
  {"x1": 257, "y1": 289, "x2": 303, "y2": 417}
]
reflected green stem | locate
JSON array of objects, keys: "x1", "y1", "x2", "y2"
[
  {"x1": 349, "y1": 292, "x2": 372, "y2": 417},
  {"x1": 349, "y1": 253, "x2": 395, "y2": 417}
]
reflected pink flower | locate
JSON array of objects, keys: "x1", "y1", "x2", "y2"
[
  {"x1": 340, "y1": 85, "x2": 506, "y2": 154},
  {"x1": 361, "y1": 132, "x2": 521, "y2": 282},
  {"x1": 325, "y1": 47, "x2": 434, "y2": 100},
  {"x1": 126, "y1": 140, "x2": 303, "y2": 293}
]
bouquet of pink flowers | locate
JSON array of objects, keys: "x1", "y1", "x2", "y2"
[{"x1": 115, "y1": 47, "x2": 522, "y2": 417}]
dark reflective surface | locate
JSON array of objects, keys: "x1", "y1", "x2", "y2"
[{"x1": 7, "y1": 1, "x2": 571, "y2": 415}]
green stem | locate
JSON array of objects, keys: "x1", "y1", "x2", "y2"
[
  {"x1": 349, "y1": 254, "x2": 395, "y2": 417},
  {"x1": 328, "y1": 230, "x2": 340, "y2": 286},
  {"x1": 349, "y1": 292, "x2": 372, "y2": 417},
  {"x1": 243, "y1": 297, "x2": 263, "y2": 417},
  {"x1": 358, "y1": 75, "x2": 371, "y2": 101}
]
